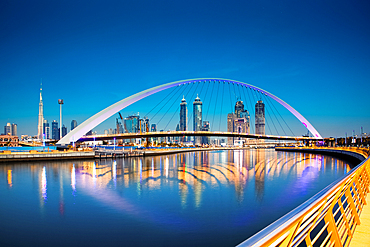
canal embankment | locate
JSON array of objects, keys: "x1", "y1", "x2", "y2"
[
  {"x1": 275, "y1": 147, "x2": 369, "y2": 166},
  {"x1": 0, "y1": 150, "x2": 95, "y2": 162},
  {"x1": 0, "y1": 146, "x2": 269, "y2": 162}
]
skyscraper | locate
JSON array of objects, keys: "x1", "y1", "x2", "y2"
[
  {"x1": 11, "y1": 123, "x2": 17, "y2": 137},
  {"x1": 201, "y1": 121, "x2": 210, "y2": 145},
  {"x1": 124, "y1": 115, "x2": 139, "y2": 133},
  {"x1": 141, "y1": 117, "x2": 150, "y2": 133},
  {"x1": 61, "y1": 125, "x2": 67, "y2": 137},
  {"x1": 4, "y1": 123, "x2": 11, "y2": 135},
  {"x1": 193, "y1": 95, "x2": 202, "y2": 145},
  {"x1": 124, "y1": 115, "x2": 139, "y2": 143},
  {"x1": 43, "y1": 120, "x2": 50, "y2": 139},
  {"x1": 255, "y1": 100, "x2": 265, "y2": 135},
  {"x1": 151, "y1": 123, "x2": 157, "y2": 143},
  {"x1": 52, "y1": 120, "x2": 59, "y2": 140},
  {"x1": 227, "y1": 100, "x2": 250, "y2": 146},
  {"x1": 71, "y1": 120, "x2": 77, "y2": 131},
  {"x1": 179, "y1": 96, "x2": 187, "y2": 142},
  {"x1": 235, "y1": 100, "x2": 244, "y2": 117},
  {"x1": 37, "y1": 83, "x2": 44, "y2": 140}
]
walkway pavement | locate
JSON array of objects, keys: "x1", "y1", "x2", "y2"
[{"x1": 350, "y1": 193, "x2": 370, "y2": 246}]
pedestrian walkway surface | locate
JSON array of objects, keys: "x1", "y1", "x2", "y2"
[{"x1": 350, "y1": 194, "x2": 370, "y2": 246}]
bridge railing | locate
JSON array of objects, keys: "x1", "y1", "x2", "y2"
[{"x1": 237, "y1": 148, "x2": 370, "y2": 247}]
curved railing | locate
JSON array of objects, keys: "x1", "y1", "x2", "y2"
[{"x1": 237, "y1": 147, "x2": 370, "y2": 247}]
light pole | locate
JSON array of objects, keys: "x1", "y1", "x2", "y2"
[{"x1": 58, "y1": 99, "x2": 64, "y2": 140}]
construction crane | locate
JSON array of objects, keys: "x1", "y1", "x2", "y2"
[{"x1": 116, "y1": 112, "x2": 124, "y2": 134}]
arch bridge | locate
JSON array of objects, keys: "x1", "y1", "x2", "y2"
[{"x1": 57, "y1": 78, "x2": 322, "y2": 145}]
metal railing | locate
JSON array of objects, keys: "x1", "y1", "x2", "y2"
[{"x1": 237, "y1": 148, "x2": 370, "y2": 247}]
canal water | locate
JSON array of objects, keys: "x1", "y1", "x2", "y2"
[{"x1": 0, "y1": 149, "x2": 351, "y2": 246}]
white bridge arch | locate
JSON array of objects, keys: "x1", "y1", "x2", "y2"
[{"x1": 57, "y1": 78, "x2": 322, "y2": 145}]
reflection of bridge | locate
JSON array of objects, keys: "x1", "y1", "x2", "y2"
[{"x1": 79, "y1": 130, "x2": 320, "y2": 142}]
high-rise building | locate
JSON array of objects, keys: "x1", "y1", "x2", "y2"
[
  {"x1": 4, "y1": 123, "x2": 11, "y2": 135},
  {"x1": 124, "y1": 115, "x2": 139, "y2": 133},
  {"x1": 255, "y1": 100, "x2": 265, "y2": 136},
  {"x1": 71, "y1": 120, "x2": 77, "y2": 131},
  {"x1": 227, "y1": 113, "x2": 235, "y2": 145},
  {"x1": 180, "y1": 96, "x2": 187, "y2": 129},
  {"x1": 52, "y1": 120, "x2": 59, "y2": 140},
  {"x1": 151, "y1": 124, "x2": 157, "y2": 132},
  {"x1": 174, "y1": 123, "x2": 180, "y2": 143},
  {"x1": 43, "y1": 120, "x2": 50, "y2": 139},
  {"x1": 201, "y1": 121, "x2": 210, "y2": 145},
  {"x1": 235, "y1": 100, "x2": 244, "y2": 117},
  {"x1": 124, "y1": 115, "x2": 139, "y2": 143},
  {"x1": 227, "y1": 101, "x2": 250, "y2": 146},
  {"x1": 37, "y1": 84, "x2": 44, "y2": 141},
  {"x1": 151, "y1": 123, "x2": 157, "y2": 143},
  {"x1": 61, "y1": 125, "x2": 67, "y2": 137},
  {"x1": 141, "y1": 117, "x2": 150, "y2": 133},
  {"x1": 193, "y1": 95, "x2": 202, "y2": 145},
  {"x1": 179, "y1": 96, "x2": 187, "y2": 142},
  {"x1": 11, "y1": 123, "x2": 17, "y2": 137}
]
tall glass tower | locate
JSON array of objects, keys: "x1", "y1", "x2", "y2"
[
  {"x1": 37, "y1": 83, "x2": 44, "y2": 141},
  {"x1": 193, "y1": 95, "x2": 202, "y2": 145},
  {"x1": 255, "y1": 100, "x2": 265, "y2": 135},
  {"x1": 180, "y1": 96, "x2": 187, "y2": 142}
]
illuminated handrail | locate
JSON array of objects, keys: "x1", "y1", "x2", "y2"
[{"x1": 237, "y1": 148, "x2": 370, "y2": 247}]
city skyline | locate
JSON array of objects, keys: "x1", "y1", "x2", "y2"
[{"x1": 1, "y1": 1, "x2": 370, "y2": 137}]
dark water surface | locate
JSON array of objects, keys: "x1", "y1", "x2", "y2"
[{"x1": 0, "y1": 149, "x2": 351, "y2": 246}]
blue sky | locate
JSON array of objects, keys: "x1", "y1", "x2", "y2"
[{"x1": 1, "y1": 0, "x2": 369, "y2": 137}]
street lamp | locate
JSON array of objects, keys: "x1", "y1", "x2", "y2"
[{"x1": 58, "y1": 99, "x2": 64, "y2": 140}]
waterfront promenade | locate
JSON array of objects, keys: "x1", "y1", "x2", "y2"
[{"x1": 251, "y1": 146, "x2": 370, "y2": 247}]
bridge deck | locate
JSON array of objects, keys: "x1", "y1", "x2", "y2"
[{"x1": 350, "y1": 195, "x2": 370, "y2": 246}]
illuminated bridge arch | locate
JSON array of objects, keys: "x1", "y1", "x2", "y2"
[{"x1": 57, "y1": 78, "x2": 322, "y2": 145}]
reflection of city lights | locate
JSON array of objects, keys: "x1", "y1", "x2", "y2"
[
  {"x1": 113, "y1": 161, "x2": 117, "y2": 180},
  {"x1": 93, "y1": 162, "x2": 96, "y2": 178},
  {"x1": 140, "y1": 160, "x2": 142, "y2": 182},
  {"x1": 166, "y1": 157, "x2": 169, "y2": 178},
  {"x1": 7, "y1": 170, "x2": 12, "y2": 187},
  {"x1": 42, "y1": 166, "x2": 47, "y2": 202},
  {"x1": 71, "y1": 164, "x2": 76, "y2": 191},
  {"x1": 151, "y1": 158, "x2": 154, "y2": 177}
]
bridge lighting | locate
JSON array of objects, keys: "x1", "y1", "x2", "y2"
[{"x1": 57, "y1": 79, "x2": 323, "y2": 145}]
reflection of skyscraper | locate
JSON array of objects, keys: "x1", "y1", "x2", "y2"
[
  {"x1": 37, "y1": 84, "x2": 44, "y2": 140},
  {"x1": 180, "y1": 96, "x2": 187, "y2": 142},
  {"x1": 193, "y1": 95, "x2": 202, "y2": 145},
  {"x1": 255, "y1": 100, "x2": 265, "y2": 135},
  {"x1": 227, "y1": 101, "x2": 250, "y2": 145}
]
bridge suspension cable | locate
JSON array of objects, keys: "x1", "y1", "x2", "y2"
[{"x1": 57, "y1": 78, "x2": 322, "y2": 145}]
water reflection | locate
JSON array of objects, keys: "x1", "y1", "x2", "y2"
[
  {"x1": 0, "y1": 149, "x2": 352, "y2": 247},
  {"x1": 7, "y1": 169, "x2": 12, "y2": 188}
]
